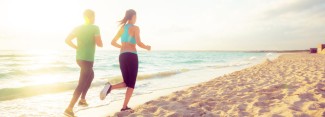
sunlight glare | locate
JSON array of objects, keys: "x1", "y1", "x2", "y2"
[{"x1": 6, "y1": 0, "x2": 83, "y2": 33}]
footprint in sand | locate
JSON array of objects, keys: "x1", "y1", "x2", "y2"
[
  {"x1": 289, "y1": 92, "x2": 318, "y2": 112},
  {"x1": 293, "y1": 113, "x2": 311, "y2": 117},
  {"x1": 290, "y1": 101, "x2": 303, "y2": 111},
  {"x1": 146, "y1": 106, "x2": 158, "y2": 112},
  {"x1": 272, "y1": 114, "x2": 285, "y2": 117},
  {"x1": 238, "y1": 111, "x2": 250, "y2": 116},
  {"x1": 319, "y1": 103, "x2": 325, "y2": 109},
  {"x1": 315, "y1": 83, "x2": 325, "y2": 98},
  {"x1": 304, "y1": 76, "x2": 313, "y2": 84},
  {"x1": 237, "y1": 104, "x2": 247, "y2": 111},
  {"x1": 299, "y1": 92, "x2": 318, "y2": 101},
  {"x1": 287, "y1": 85, "x2": 299, "y2": 95},
  {"x1": 308, "y1": 103, "x2": 321, "y2": 110},
  {"x1": 237, "y1": 104, "x2": 251, "y2": 116},
  {"x1": 258, "y1": 107, "x2": 270, "y2": 115},
  {"x1": 254, "y1": 100, "x2": 272, "y2": 107}
]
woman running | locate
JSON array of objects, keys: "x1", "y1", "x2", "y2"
[{"x1": 100, "y1": 9, "x2": 151, "y2": 112}]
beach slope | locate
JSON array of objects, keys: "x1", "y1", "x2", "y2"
[{"x1": 115, "y1": 53, "x2": 325, "y2": 117}]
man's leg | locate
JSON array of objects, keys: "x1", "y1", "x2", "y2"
[
  {"x1": 66, "y1": 60, "x2": 91, "y2": 111},
  {"x1": 81, "y1": 64, "x2": 94, "y2": 100}
]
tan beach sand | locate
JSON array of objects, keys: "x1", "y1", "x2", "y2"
[
  {"x1": 76, "y1": 85, "x2": 193, "y2": 117},
  {"x1": 114, "y1": 53, "x2": 325, "y2": 117}
]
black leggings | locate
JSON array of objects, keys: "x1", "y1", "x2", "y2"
[
  {"x1": 119, "y1": 53, "x2": 138, "y2": 89},
  {"x1": 68, "y1": 60, "x2": 94, "y2": 108}
]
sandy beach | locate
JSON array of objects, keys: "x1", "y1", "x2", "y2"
[{"x1": 113, "y1": 53, "x2": 325, "y2": 117}]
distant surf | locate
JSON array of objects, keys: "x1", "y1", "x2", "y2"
[{"x1": 0, "y1": 50, "x2": 277, "y2": 101}]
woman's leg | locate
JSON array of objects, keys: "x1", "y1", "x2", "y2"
[
  {"x1": 110, "y1": 53, "x2": 129, "y2": 91},
  {"x1": 123, "y1": 88, "x2": 134, "y2": 108},
  {"x1": 122, "y1": 53, "x2": 138, "y2": 109},
  {"x1": 101, "y1": 54, "x2": 129, "y2": 98},
  {"x1": 111, "y1": 82, "x2": 126, "y2": 90}
]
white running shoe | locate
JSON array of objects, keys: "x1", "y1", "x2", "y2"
[{"x1": 100, "y1": 82, "x2": 111, "y2": 100}]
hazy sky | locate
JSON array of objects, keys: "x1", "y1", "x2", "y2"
[{"x1": 0, "y1": 0, "x2": 324, "y2": 50}]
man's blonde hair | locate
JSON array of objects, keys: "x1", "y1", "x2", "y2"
[{"x1": 84, "y1": 9, "x2": 95, "y2": 23}]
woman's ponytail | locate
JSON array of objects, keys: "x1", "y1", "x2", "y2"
[{"x1": 119, "y1": 9, "x2": 136, "y2": 26}]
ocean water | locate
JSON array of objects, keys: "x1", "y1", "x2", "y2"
[{"x1": 0, "y1": 50, "x2": 278, "y2": 116}]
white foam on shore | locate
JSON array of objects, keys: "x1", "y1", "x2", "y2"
[
  {"x1": 0, "y1": 53, "x2": 280, "y2": 117},
  {"x1": 76, "y1": 53, "x2": 280, "y2": 116}
]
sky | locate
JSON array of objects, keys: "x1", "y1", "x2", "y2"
[{"x1": 0, "y1": 0, "x2": 324, "y2": 51}]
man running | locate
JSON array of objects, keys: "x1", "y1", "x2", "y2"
[{"x1": 64, "y1": 9, "x2": 103, "y2": 117}]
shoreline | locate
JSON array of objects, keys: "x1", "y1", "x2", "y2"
[
  {"x1": 111, "y1": 53, "x2": 324, "y2": 116},
  {"x1": 75, "y1": 53, "x2": 279, "y2": 117},
  {"x1": 76, "y1": 64, "x2": 264, "y2": 117},
  {"x1": 0, "y1": 51, "x2": 277, "y2": 117}
]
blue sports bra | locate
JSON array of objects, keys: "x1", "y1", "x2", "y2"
[{"x1": 121, "y1": 24, "x2": 136, "y2": 44}]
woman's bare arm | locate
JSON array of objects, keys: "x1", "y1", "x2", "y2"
[
  {"x1": 134, "y1": 26, "x2": 151, "y2": 51},
  {"x1": 111, "y1": 27, "x2": 123, "y2": 48}
]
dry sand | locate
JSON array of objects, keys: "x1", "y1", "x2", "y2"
[{"x1": 114, "y1": 53, "x2": 325, "y2": 117}]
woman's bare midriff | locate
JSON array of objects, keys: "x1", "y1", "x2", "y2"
[{"x1": 120, "y1": 42, "x2": 137, "y2": 53}]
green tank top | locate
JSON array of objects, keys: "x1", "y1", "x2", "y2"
[{"x1": 72, "y1": 24, "x2": 100, "y2": 61}]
